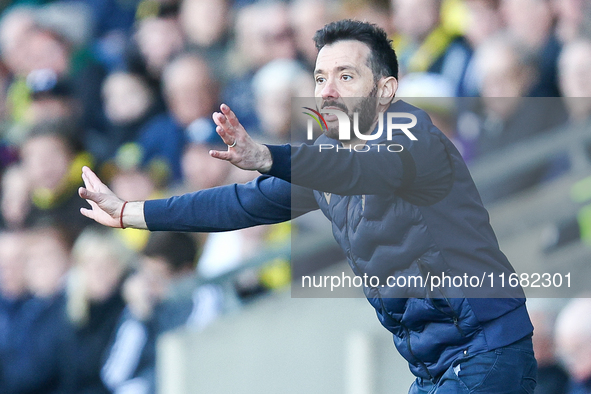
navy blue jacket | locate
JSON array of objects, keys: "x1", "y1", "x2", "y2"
[
  {"x1": 143, "y1": 100, "x2": 533, "y2": 379},
  {"x1": 0, "y1": 292, "x2": 69, "y2": 394}
]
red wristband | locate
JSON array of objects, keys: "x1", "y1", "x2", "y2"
[{"x1": 120, "y1": 201, "x2": 128, "y2": 229}]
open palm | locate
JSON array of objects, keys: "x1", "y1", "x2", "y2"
[{"x1": 78, "y1": 166, "x2": 124, "y2": 228}]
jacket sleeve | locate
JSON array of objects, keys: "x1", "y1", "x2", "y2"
[
  {"x1": 144, "y1": 175, "x2": 318, "y2": 232},
  {"x1": 265, "y1": 117, "x2": 454, "y2": 205}
]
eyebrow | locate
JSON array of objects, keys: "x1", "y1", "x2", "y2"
[{"x1": 314, "y1": 65, "x2": 360, "y2": 76}]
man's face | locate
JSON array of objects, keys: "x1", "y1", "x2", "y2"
[
  {"x1": 164, "y1": 59, "x2": 215, "y2": 126},
  {"x1": 314, "y1": 40, "x2": 380, "y2": 140}
]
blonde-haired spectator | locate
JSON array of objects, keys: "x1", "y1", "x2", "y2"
[
  {"x1": 60, "y1": 226, "x2": 132, "y2": 393},
  {"x1": 67, "y1": 226, "x2": 132, "y2": 325}
]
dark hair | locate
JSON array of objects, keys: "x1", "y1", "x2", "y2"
[
  {"x1": 313, "y1": 20, "x2": 399, "y2": 80},
  {"x1": 143, "y1": 232, "x2": 198, "y2": 272},
  {"x1": 26, "y1": 119, "x2": 78, "y2": 152}
]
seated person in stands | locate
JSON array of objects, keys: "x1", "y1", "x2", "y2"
[
  {"x1": 555, "y1": 297, "x2": 591, "y2": 394},
  {"x1": 1, "y1": 120, "x2": 93, "y2": 235},
  {"x1": 101, "y1": 231, "x2": 223, "y2": 393}
]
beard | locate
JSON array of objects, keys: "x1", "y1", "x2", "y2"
[{"x1": 321, "y1": 85, "x2": 379, "y2": 140}]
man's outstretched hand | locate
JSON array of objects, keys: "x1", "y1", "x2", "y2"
[
  {"x1": 210, "y1": 104, "x2": 273, "y2": 173},
  {"x1": 79, "y1": 166, "x2": 125, "y2": 228}
]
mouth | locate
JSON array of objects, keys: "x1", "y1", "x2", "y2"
[{"x1": 321, "y1": 106, "x2": 346, "y2": 122}]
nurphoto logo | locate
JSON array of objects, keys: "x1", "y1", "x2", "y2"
[{"x1": 302, "y1": 106, "x2": 418, "y2": 152}]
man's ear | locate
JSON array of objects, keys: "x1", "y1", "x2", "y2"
[{"x1": 378, "y1": 76, "x2": 398, "y2": 105}]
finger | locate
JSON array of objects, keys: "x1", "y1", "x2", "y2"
[
  {"x1": 81, "y1": 172, "x2": 96, "y2": 194},
  {"x1": 213, "y1": 114, "x2": 234, "y2": 139},
  {"x1": 82, "y1": 169, "x2": 98, "y2": 192},
  {"x1": 220, "y1": 104, "x2": 241, "y2": 128},
  {"x1": 213, "y1": 112, "x2": 231, "y2": 131},
  {"x1": 212, "y1": 112, "x2": 225, "y2": 128},
  {"x1": 81, "y1": 172, "x2": 89, "y2": 189},
  {"x1": 209, "y1": 149, "x2": 232, "y2": 161},
  {"x1": 215, "y1": 124, "x2": 229, "y2": 139},
  {"x1": 82, "y1": 166, "x2": 104, "y2": 191},
  {"x1": 215, "y1": 125, "x2": 236, "y2": 148}
]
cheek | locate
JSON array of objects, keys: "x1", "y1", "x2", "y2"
[
  {"x1": 341, "y1": 80, "x2": 374, "y2": 98},
  {"x1": 314, "y1": 84, "x2": 322, "y2": 97}
]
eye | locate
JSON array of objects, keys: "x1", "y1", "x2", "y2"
[
  {"x1": 315, "y1": 76, "x2": 326, "y2": 84},
  {"x1": 342, "y1": 74, "x2": 352, "y2": 81}
]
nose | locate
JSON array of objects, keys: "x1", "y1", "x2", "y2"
[{"x1": 318, "y1": 78, "x2": 340, "y2": 100}]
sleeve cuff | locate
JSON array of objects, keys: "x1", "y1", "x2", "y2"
[
  {"x1": 263, "y1": 144, "x2": 291, "y2": 182},
  {"x1": 143, "y1": 199, "x2": 168, "y2": 231}
]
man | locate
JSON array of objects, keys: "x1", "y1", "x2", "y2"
[
  {"x1": 554, "y1": 297, "x2": 591, "y2": 394},
  {"x1": 135, "y1": 53, "x2": 220, "y2": 183},
  {"x1": 101, "y1": 231, "x2": 222, "y2": 394},
  {"x1": 79, "y1": 20, "x2": 536, "y2": 393}
]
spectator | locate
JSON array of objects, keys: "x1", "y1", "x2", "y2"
[
  {"x1": 461, "y1": 0, "x2": 504, "y2": 96},
  {"x1": 61, "y1": 226, "x2": 131, "y2": 394},
  {"x1": 23, "y1": 70, "x2": 77, "y2": 126},
  {"x1": 252, "y1": 59, "x2": 313, "y2": 143},
  {"x1": 85, "y1": 71, "x2": 157, "y2": 165},
  {"x1": 136, "y1": 53, "x2": 219, "y2": 183},
  {"x1": 222, "y1": 1, "x2": 296, "y2": 133},
  {"x1": 528, "y1": 299, "x2": 569, "y2": 394},
  {"x1": 341, "y1": 0, "x2": 393, "y2": 37},
  {"x1": 457, "y1": 34, "x2": 567, "y2": 162},
  {"x1": 0, "y1": 224, "x2": 72, "y2": 393},
  {"x1": 0, "y1": 120, "x2": 93, "y2": 234},
  {"x1": 533, "y1": 38, "x2": 591, "y2": 184},
  {"x1": 554, "y1": 0, "x2": 591, "y2": 45},
  {"x1": 558, "y1": 38, "x2": 591, "y2": 121},
  {"x1": 390, "y1": 0, "x2": 472, "y2": 95},
  {"x1": 396, "y1": 73, "x2": 460, "y2": 149},
  {"x1": 77, "y1": 0, "x2": 138, "y2": 40},
  {"x1": 2, "y1": 18, "x2": 107, "y2": 135},
  {"x1": 4, "y1": 68, "x2": 78, "y2": 148},
  {"x1": 179, "y1": 140, "x2": 232, "y2": 193},
  {"x1": 108, "y1": 152, "x2": 163, "y2": 252},
  {"x1": 555, "y1": 297, "x2": 591, "y2": 394},
  {"x1": 464, "y1": 0, "x2": 503, "y2": 49},
  {"x1": 0, "y1": 230, "x2": 30, "y2": 368},
  {"x1": 501, "y1": 0, "x2": 561, "y2": 96},
  {"x1": 6, "y1": 26, "x2": 73, "y2": 124},
  {"x1": 180, "y1": 0, "x2": 231, "y2": 80},
  {"x1": 130, "y1": 15, "x2": 184, "y2": 82},
  {"x1": 79, "y1": 0, "x2": 138, "y2": 65},
  {"x1": 474, "y1": 34, "x2": 536, "y2": 99},
  {"x1": 0, "y1": 6, "x2": 36, "y2": 77},
  {"x1": 100, "y1": 231, "x2": 223, "y2": 394},
  {"x1": 1, "y1": 165, "x2": 30, "y2": 229},
  {"x1": 0, "y1": 230, "x2": 28, "y2": 300},
  {"x1": 289, "y1": 0, "x2": 333, "y2": 70}
]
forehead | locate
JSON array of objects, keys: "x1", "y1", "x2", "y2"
[{"x1": 314, "y1": 40, "x2": 372, "y2": 73}]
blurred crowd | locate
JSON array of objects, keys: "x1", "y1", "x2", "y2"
[{"x1": 0, "y1": 0, "x2": 589, "y2": 393}]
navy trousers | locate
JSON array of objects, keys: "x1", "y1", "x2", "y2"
[{"x1": 409, "y1": 336, "x2": 537, "y2": 393}]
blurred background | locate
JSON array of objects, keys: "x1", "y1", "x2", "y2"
[{"x1": 0, "y1": 0, "x2": 590, "y2": 393}]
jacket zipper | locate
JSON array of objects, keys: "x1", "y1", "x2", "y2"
[
  {"x1": 404, "y1": 325, "x2": 433, "y2": 380},
  {"x1": 344, "y1": 197, "x2": 359, "y2": 271},
  {"x1": 440, "y1": 293, "x2": 466, "y2": 337},
  {"x1": 417, "y1": 259, "x2": 466, "y2": 337},
  {"x1": 378, "y1": 297, "x2": 433, "y2": 380}
]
